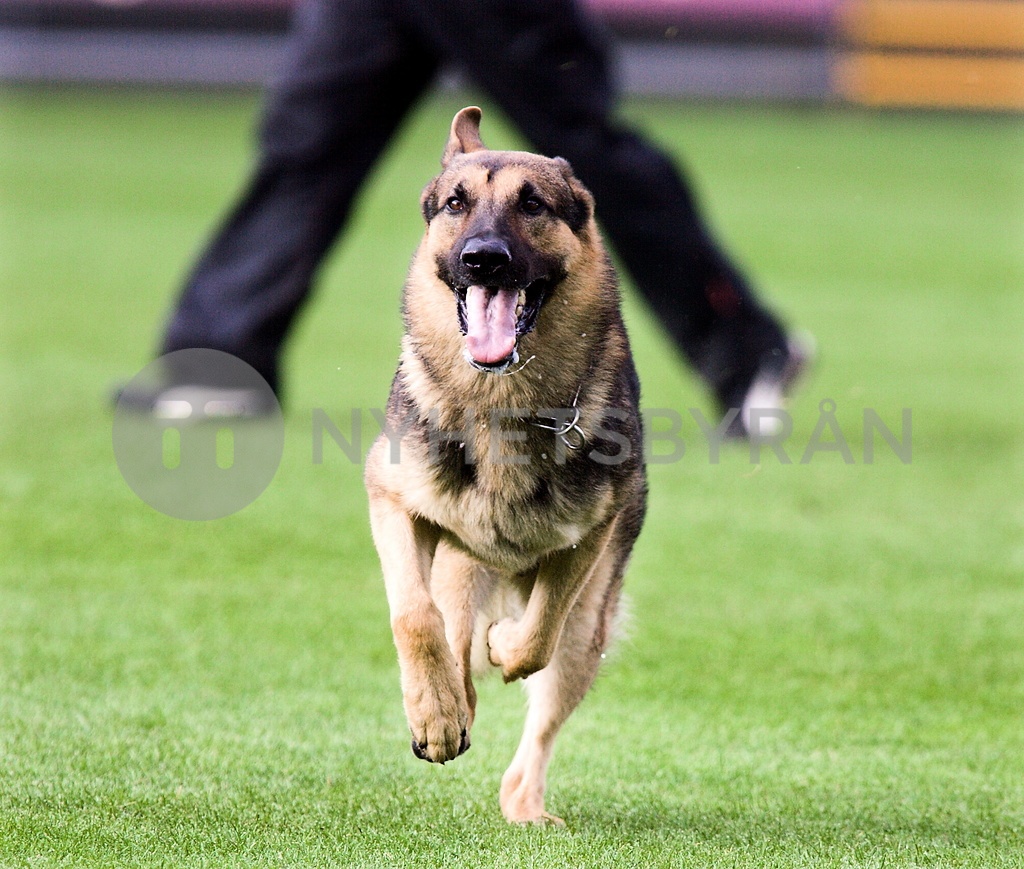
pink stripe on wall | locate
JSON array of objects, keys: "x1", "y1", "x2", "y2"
[{"x1": 581, "y1": 0, "x2": 840, "y2": 27}]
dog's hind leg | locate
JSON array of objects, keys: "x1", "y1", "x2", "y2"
[
  {"x1": 498, "y1": 540, "x2": 626, "y2": 826},
  {"x1": 430, "y1": 540, "x2": 497, "y2": 743}
]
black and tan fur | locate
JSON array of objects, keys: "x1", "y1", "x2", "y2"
[{"x1": 364, "y1": 108, "x2": 647, "y2": 825}]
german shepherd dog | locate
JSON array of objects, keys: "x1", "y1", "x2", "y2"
[{"x1": 365, "y1": 108, "x2": 647, "y2": 825}]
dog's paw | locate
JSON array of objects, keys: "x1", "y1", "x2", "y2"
[
  {"x1": 500, "y1": 766, "x2": 565, "y2": 826},
  {"x1": 404, "y1": 675, "x2": 470, "y2": 764},
  {"x1": 487, "y1": 619, "x2": 548, "y2": 683},
  {"x1": 506, "y1": 810, "x2": 566, "y2": 827},
  {"x1": 411, "y1": 725, "x2": 470, "y2": 764}
]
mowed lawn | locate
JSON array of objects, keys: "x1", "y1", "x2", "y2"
[{"x1": 1, "y1": 86, "x2": 1022, "y2": 867}]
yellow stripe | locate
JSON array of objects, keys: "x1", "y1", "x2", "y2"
[
  {"x1": 842, "y1": 0, "x2": 1024, "y2": 52},
  {"x1": 835, "y1": 51, "x2": 1024, "y2": 110}
]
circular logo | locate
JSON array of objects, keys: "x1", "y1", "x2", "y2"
[{"x1": 112, "y1": 349, "x2": 285, "y2": 520}]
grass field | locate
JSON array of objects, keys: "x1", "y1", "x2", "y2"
[{"x1": 2, "y1": 86, "x2": 1023, "y2": 867}]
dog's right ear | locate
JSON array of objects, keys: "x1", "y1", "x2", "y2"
[{"x1": 442, "y1": 106, "x2": 486, "y2": 167}]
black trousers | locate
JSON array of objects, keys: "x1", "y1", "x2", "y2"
[{"x1": 162, "y1": 0, "x2": 787, "y2": 407}]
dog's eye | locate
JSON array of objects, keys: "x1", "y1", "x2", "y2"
[
  {"x1": 445, "y1": 196, "x2": 465, "y2": 214},
  {"x1": 521, "y1": 196, "x2": 545, "y2": 216}
]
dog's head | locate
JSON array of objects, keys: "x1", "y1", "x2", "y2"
[{"x1": 417, "y1": 107, "x2": 597, "y2": 374}]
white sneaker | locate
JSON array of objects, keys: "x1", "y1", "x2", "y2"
[{"x1": 737, "y1": 332, "x2": 815, "y2": 439}]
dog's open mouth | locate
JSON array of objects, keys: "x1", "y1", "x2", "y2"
[{"x1": 455, "y1": 281, "x2": 548, "y2": 373}]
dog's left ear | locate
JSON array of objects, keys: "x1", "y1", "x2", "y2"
[
  {"x1": 553, "y1": 157, "x2": 594, "y2": 234},
  {"x1": 442, "y1": 106, "x2": 486, "y2": 167}
]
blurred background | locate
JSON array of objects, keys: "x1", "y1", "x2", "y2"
[{"x1": 2, "y1": 0, "x2": 1023, "y2": 110}]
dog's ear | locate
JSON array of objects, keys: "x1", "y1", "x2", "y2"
[
  {"x1": 553, "y1": 157, "x2": 594, "y2": 234},
  {"x1": 442, "y1": 106, "x2": 486, "y2": 167}
]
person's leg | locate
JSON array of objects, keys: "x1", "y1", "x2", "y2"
[
  {"x1": 160, "y1": 0, "x2": 440, "y2": 395},
  {"x1": 405, "y1": 0, "x2": 796, "y2": 420}
]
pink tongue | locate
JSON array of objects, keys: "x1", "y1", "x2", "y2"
[{"x1": 465, "y1": 285, "x2": 518, "y2": 364}]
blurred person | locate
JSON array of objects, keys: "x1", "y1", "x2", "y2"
[{"x1": 120, "y1": 0, "x2": 808, "y2": 437}]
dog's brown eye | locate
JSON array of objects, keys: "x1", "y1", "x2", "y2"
[
  {"x1": 445, "y1": 196, "x2": 465, "y2": 214},
  {"x1": 522, "y1": 196, "x2": 545, "y2": 216}
]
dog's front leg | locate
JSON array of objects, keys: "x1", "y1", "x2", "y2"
[
  {"x1": 368, "y1": 494, "x2": 469, "y2": 764},
  {"x1": 487, "y1": 518, "x2": 616, "y2": 682}
]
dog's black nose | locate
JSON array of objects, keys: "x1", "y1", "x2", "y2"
[{"x1": 460, "y1": 237, "x2": 512, "y2": 279}]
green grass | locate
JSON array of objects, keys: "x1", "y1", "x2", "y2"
[{"x1": 2, "y1": 85, "x2": 1023, "y2": 867}]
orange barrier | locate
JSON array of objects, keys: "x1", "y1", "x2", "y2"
[
  {"x1": 837, "y1": 0, "x2": 1024, "y2": 110},
  {"x1": 842, "y1": 0, "x2": 1024, "y2": 52},
  {"x1": 836, "y1": 51, "x2": 1024, "y2": 110}
]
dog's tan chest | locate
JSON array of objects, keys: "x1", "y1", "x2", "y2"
[{"x1": 372, "y1": 433, "x2": 608, "y2": 572}]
